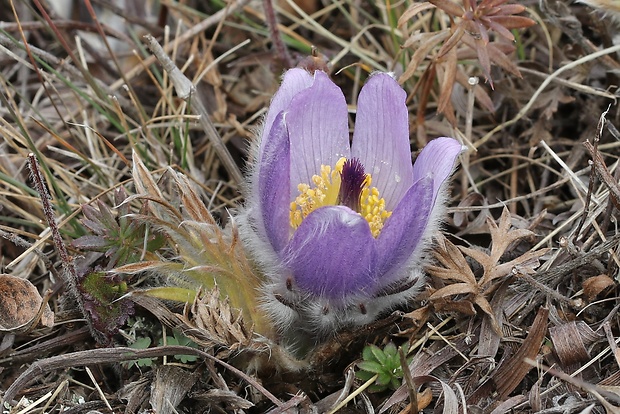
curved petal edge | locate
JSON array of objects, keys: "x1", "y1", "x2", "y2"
[{"x1": 282, "y1": 206, "x2": 377, "y2": 300}]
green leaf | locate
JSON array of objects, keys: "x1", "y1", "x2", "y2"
[
  {"x1": 368, "y1": 384, "x2": 388, "y2": 393},
  {"x1": 383, "y1": 342, "x2": 397, "y2": 359},
  {"x1": 159, "y1": 331, "x2": 198, "y2": 363},
  {"x1": 125, "y1": 336, "x2": 155, "y2": 368},
  {"x1": 141, "y1": 287, "x2": 197, "y2": 302},
  {"x1": 390, "y1": 377, "x2": 402, "y2": 390},
  {"x1": 369, "y1": 344, "x2": 387, "y2": 365},
  {"x1": 387, "y1": 362, "x2": 400, "y2": 375},
  {"x1": 376, "y1": 373, "x2": 392, "y2": 386},
  {"x1": 362, "y1": 344, "x2": 376, "y2": 361},
  {"x1": 355, "y1": 370, "x2": 376, "y2": 382},
  {"x1": 357, "y1": 360, "x2": 385, "y2": 374},
  {"x1": 174, "y1": 353, "x2": 197, "y2": 363},
  {"x1": 132, "y1": 336, "x2": 152, "y2": 349}
]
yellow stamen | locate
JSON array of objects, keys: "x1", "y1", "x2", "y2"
[{"x1": 290, "y1": 157, "x2": 392, "y2": 238}]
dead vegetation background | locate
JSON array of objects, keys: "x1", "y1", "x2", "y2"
[{"x1": 1, "y1": 0, "x2": 620, "y2": 412}]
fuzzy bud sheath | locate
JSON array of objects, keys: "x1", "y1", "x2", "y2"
[{"x1": 238, "y1": 69, "x2": 463, "y2": 350}]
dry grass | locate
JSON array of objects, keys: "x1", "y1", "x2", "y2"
[{"x1": 2, "y1": 0, "x2": 620, "y2": 412}]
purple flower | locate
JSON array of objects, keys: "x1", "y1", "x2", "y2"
[{"x1": 240, "y1": 69, "x2": 462, "y2": 339}]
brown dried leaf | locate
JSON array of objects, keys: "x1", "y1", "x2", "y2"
[
  {"x1": 428, "y1": 234, "x2": 477, "y2": 285},
  {"x1": 436, "y1": 26, "x2": 466, "y2": 60},
  {"x1": 453, "y1": 69, "x2": 496, "y2": 114},
  {"x1": 469, "y1": 307, "x2": 549, "y2": 403},
  {"x1": 549, "y1": 321, "x2": 593, "y2": 367},
  {"x1": 429, "y1": 283, "x2": 478, "y2": 301},
  {"x1": 179, "y1": 287, "x2": 252, "y2": 353},
  {"x1": 491, "y1": 15, "x2": 536, "y2": 30},
  {"x1": 414, "y1": 387, "x2": 434, "y2": 411},
  {"x1": 472, "y1": 294, "x2": 493, "y2": 320},
  {"x1": 477, "y1": 247, "x2": 546, "y2": 285},
  {"x1": 0, "y1": 274, "x2": 54, "y2": 331},
  {"x1": 495, "y1": 307, "x2": 548, "y2": 399},
  {"x1": 487, "y1": 43, "x2": 521, "y2": 78},
  {"x1": 499, "y1": 249, "x2": 549, "y2": 278},
  {"x1": 488, "y1": 208, "x2": 534, "y2": 260},
  {"x1": 172, "y1": 172, "x2": 216, "y2": 225},
  {"x1": 429, "y1": 209, "x2": 547, "y2": 326},
  {"x1": 132, "y1": 151, "x2": 165, "y2": 200},
  {"x1": 459, "y1": 208, "x2": 544, "y2": 287},
  {"x1": 429, "y1": 0, "x2": 464, "y2": 17},
  {"x1": 460, "y1": 35, "x2": 521, "y2": 83},
  {"x1": 397, "y1": 1, "x2": 436, "y2": 27},
  {"x1": 431, "y1": 297, "x2": 477, "y2": 316},
  {"x1": 437, "y1": 46, "x2": 458, "y2": 116},
  {"x1": 399, "y1": 30, "x2": 451, "y2": 83},
  {"x1": 472, "y1": 35, "x2": 492, "y2": 85},
  {"x1": 583, "y1": 274, "x2": 615, "y2": 300},
  {"x1": 402, "y1": 305, "x2": 431, "y2": 330},
  {"x1": 472, "y1": 295, "x2": 500, "y2": 333},
  {"x1": 150, "y1": 365, "x2": 199, "y2": 414}
]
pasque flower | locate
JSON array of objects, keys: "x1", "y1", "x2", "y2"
[{"x1": 240, "y1": 69, "x2": 463, "y2": 341}]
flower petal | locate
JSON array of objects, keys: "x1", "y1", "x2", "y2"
[
  {"x1": 412, "y1": 137, "x2": 463, "y2": 200},
  {"x1": 351, "y1": 73, "x2": 413, "y2": 210},
  {"x1": 285, "y1": 71, "x2": 350, "y2": 198},
  {"x1": 261, "y1": 68, "x2": 314, "y2": 158},
  {"x1": 258, "y1": 112, "x2": 291, "y2": 253},
  {"x1": 375, "y1": 176, "x2": 433, "y2": 284},
  {"x1": 283, "y1": 206, "x2": 377, "y2": 300}
]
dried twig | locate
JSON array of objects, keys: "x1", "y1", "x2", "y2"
[
  {"x1": 262, "y1": 0, "x2": 292, "y2": 68},
  {"x1": 576, "y1": 105, "x2": 612, "y2": 238},
  {"x1": 27, "y1": 154, "x2": 106, "y2": 344},
  {"x1": 584, "y1": 141, "x2": 620, "y2": 211},
  {"x1": 1, "y1": 346, "x2": 284, "y2": 407}
]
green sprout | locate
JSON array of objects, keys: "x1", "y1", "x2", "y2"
[
  {"x1": 122, "y1": 330, "x2": 199, "y2": 368},
  {"x1": 160, "y1": 331, "x2": 199, "y2": 363},
  {"x1": 356, "y1": 342, "x2": 412, "y2": 393},
  {"x1": 126, "y1": 336, "x2": 156, "y2": 368}
]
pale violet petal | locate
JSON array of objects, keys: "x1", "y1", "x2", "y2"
[
  {"x1": 375, "y1": 176, "x2": 433, "y2": 285},
  {"x1": 413, "y1": 137, "x2": 463, "y2": 200},
  {"x1": 258, "y1": 112, "x2": 291, "y2": 253},
  {"x1": 260, "y1": 68, "x2": 314, "y2": 158},
  {"x1": 351, "y1": 73, "x2": 413, "y2": 210},
  {"x1": 285, "y1": 71, "x2": 350, "y2": 200},
  {"x1": 283, "y1": 206, "x2": 377, "y2": 300}
]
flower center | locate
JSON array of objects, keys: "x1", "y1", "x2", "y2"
[{"x1": 289, "y1": 157, "x2": 392, "y2": 238}]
